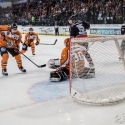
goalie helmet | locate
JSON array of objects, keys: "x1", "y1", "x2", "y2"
[{"x1": 64, "y1": 38, "x2": 70, "y2": 47}]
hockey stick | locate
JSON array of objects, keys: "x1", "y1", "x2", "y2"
[
  {"x1": 19, "y1": 51, "x2": 46, "y2": 68},
  {"x1": 39, "y1": 39, "x2": 57, "y2": 45},
  {"x1": 86, "y1": 42, "x2": 95, "y2": 51}
]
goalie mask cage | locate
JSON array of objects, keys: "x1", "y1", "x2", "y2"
[{"x1": 70, "y1": 36, "x2": 125, "y2": 105}]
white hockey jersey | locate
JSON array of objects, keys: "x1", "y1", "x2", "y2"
[{"x1": 71, "y1": 43, "x2": 86, "y2": 73}]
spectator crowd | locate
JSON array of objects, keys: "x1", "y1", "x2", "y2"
[{"x1": 0, "y1": 0, "x2": 125, "y2": 26}]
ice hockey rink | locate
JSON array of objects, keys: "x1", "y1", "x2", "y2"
[{"x1": 0, "y1": 35, "x2": 125, "y2": 125}]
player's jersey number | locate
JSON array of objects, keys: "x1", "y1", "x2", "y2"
[{"x1": 72, "y1": 51, "x2": 84, "y2": 63}]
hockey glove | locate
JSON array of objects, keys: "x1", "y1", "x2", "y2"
[
  {"x1": 21, "y1": 40, "x2": 23, "y2": 44},
  {"x1": 35, "y1": 41, "x2": 39, "y2": 45},
  {"x1": 28, "y1": 43, "x2": 31, "y2": 47},
  {"x1": 48, "y1": 59, "x2": 60, "y2": 69},
  {"x1": 22, "y1": 43, "x2": 28, "y2": 51}
]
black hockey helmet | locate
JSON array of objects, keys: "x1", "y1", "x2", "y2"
[
  {"x1": 68, "y1": 15, "x2": 76, "y2": 21},
  {"x1": 29, "y1": 27, "x2": 34, "y2": 31},
  {"x1": 11, "y1": 23, "x2": 18, "y2": 30}
]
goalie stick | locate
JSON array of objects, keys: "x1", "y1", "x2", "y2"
[
  {"x1": 39, "y1": 39, "x2": 57, "y2": 45},
  {"x1": 19, "y1": 51, "x2": 46, "y2": 68}
]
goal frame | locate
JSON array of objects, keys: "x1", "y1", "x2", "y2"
[{"x1": 69, "y1": 35, "x2": 125, "y2": 105}]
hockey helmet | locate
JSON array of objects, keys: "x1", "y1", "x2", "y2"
[
  {"x1": 68, "y1": 15, "x2": 76, "y2": 24},
  {"x1": 11, "y1": 23, "x2": 18, "y2": 30},
  {"x1": 29, "y1": 27, "x2": 34, "y2": 32},
  {"x1": 64, "y1": 38, "x2": 70, "y2": 46},
  {"x1": 68, "y1": 15, "x2": 76, "y2": 21}
]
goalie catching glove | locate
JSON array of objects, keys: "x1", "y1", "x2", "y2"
[{"x1": 48, "y1": 59, "x2": 60, "y2": 69}]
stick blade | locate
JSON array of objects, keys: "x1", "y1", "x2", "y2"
[
  {"x1": 39, "y1": 39, "x2": 57, "y2": 45},
  {"x1": 38, "y1": 64, "x2": 46, "y2": 68},
  {"x1": 54, "y1": 39, "x2": 57, "y2": 45}
]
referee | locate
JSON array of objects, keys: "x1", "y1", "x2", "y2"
[{"x1": 54, "y1": 21, "x2": 59, "y2": 36}]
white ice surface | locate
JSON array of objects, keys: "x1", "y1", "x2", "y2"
[{"x1": 0, "y1": 35, "x2": 125, "y2": 125}]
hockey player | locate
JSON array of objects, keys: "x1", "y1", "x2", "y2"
[
  {"x1": 0, "y1": 25, "x2": 26, "y2": 76},
  {"x1": 71, "y1": 42, "x2": 95, "y2": 79},
  {"x1": 47, "y1": 38, "x2": 70, "y2": 82},
  {"x1": 47, "y1": 38, "x2": 95, "y2": 82},
  {"x1": 9, "y1": 23, "x2": 23, "y2": 44},
  {"x1": 21, "y1": 28, "x2": 40, "y2": 55},
  {"x1": 120, "y1": 22, "x2": 125, "y2": 60},
  {"x1": 68, "y1": 15, "x2": 94, "y2": 67}
]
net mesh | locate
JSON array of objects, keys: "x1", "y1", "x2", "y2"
[{"x1": 70, "y1": 36, "x2": 125, "y2": 105}]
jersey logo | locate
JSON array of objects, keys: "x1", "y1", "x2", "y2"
[
  {"x1": 6, "y1": 41, "x2": 14, "y2": 47},
  {"x1": 9, "y1": 33, "x2": 19, "y2": 40},
  {"x1": 76, "y1": 24, "x2": 85, "y2": 35},
  {"x1": 28, "y1": 35, "x2": 36, "y2": 39}
]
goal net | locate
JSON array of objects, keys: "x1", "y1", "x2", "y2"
[{"x1": 70, "y1": 36, "x2": 125, "y2": 105}]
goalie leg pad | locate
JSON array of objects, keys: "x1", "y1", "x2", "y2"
[
  {"x1": 82, "y1": 67, "x2": 95, "y2": 78},
  {"x1": 50, "y1": 71, "x2": 62, "y2": 82},
  {"x1": 50, "y1": 68, "x2": 69, "y2": 82},
  {"x1": 61, "y1": 67, "x2": 69, "y2": 78},
  {"x1": 72, "y1": 67, "x2": 95, "y2": 79}
]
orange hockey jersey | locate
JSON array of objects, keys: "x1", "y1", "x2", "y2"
[
  {"x1": 59, "y1": 46, "x2": 69, "y2": 70},
  {"x1": 0, "y1": 25, "x2": 10, "y2": 31},
  {"x1": 9, "y1": 30, "x2": 22, "y2": 44},
  {"x1": 24, "y1": 32, "x2": 40, "y2": 45},
  {"x1": 0, "y1": 36, "x2": 17, "y2": 48}
]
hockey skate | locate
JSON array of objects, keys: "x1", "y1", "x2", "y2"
[
  {"x1": 2, "y1": 69, "x2": 8, "y2": 76},
  {"x1": 32, "y1": 53, "x2": 35, "y2": 55},
  {"x1": 19, "y1": 66, "x2": 26, "y2": 73}
]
